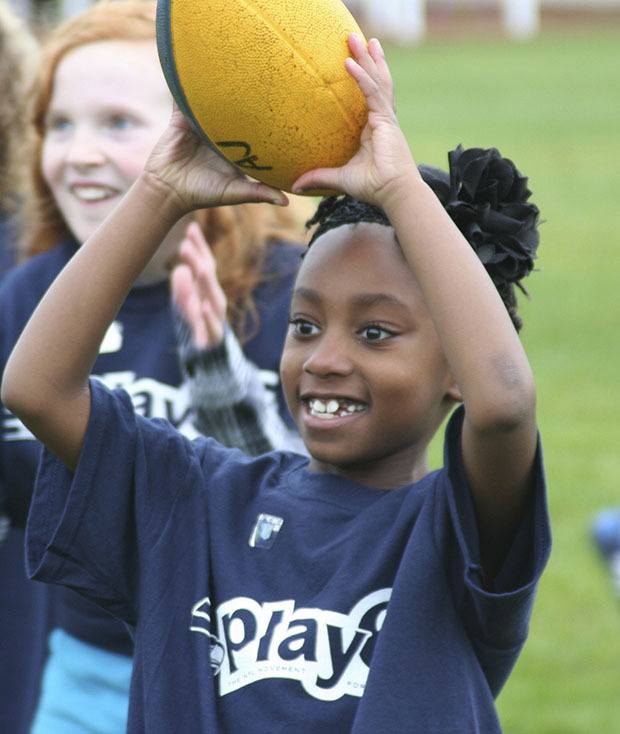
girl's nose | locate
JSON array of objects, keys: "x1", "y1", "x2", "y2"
[
  {"x1": 302, "y1": 336, "x2": 354, "y2": 378},
  {"x1": 64, "y1": 129, "x2": 106, "y2": 168}
]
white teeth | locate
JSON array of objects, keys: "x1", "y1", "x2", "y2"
[
  {"x1": 71, "y1": 185, "x2": 115, "y2": 201},
  {"x1": 307, "y1": 398, "x2": 366, "y2": 419}
]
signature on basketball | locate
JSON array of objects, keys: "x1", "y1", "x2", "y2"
[{"x1": 216, "y1": 141, "x2": 273, "y2": 171}]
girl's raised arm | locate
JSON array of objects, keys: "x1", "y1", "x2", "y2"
[
  {"x1": 1, "y1": 108, "x2": 287, "y2": 470},
  {"x1": 293, "y1": 35, "x2": 537, "y2": 578}
]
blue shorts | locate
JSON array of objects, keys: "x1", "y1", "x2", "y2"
[{"x1": 31, "y1": 629, "x2": 131, "y2": 734}]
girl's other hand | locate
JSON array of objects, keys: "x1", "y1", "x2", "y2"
[
  {"x1": 171, "y1": 222, "x2": 227, "y2": 349},
  {"x1": 291, "y1": 34, "x2": 420, "y2": 207},
  {"x1": 144, "y1": 104, "x2": 289, "y2": 214}
]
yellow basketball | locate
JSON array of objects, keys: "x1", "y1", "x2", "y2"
[{"x1": 156, "y1": 0, "x2": 367, "y2": 193}]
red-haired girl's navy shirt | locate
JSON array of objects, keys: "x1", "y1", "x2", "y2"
[
  {"x1": 0, "y1": 217, "x2": 60, "y2": 734},
  {"x1": 0, "y1": 239, "x2": 301, "y2": 731},
  {"x1": 0, "y1": 215, "x2": 17, "y2": 278},
  {"x1": 27, "y1": 380, "x2": 551, "y2": 734}
]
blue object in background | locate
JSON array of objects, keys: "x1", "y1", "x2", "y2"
[{"x1": 591, "y1": 509, "x2": 620, "y2": 598}]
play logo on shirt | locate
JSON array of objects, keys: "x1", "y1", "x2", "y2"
[{"x1": 191, "y1": 589, "x2": 391, "y2": 701}]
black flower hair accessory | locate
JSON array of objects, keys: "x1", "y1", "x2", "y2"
[{"x1": 420, "y1": 145, "x2": 540, "y2": 292}]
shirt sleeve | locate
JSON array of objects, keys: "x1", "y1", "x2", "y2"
[
  {"x1": 25, "y1": 378, "x2": 202, "y2": 626},
  {"x1": 437, "y1": 406, "x2": 551, "y2": 696}
]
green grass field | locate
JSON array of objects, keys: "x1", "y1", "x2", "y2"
[{"x1": 384, "y1": 26, "x2": 620, "y2": 733}]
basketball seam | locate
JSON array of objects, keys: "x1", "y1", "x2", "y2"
[{"x1": 237, "y1": 0, "x2": 360, "y2": 135}]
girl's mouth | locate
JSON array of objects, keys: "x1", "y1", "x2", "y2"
[
  {"x1": 305, "y1": 397, "x2": 367, "y2": 421},
  {"x1": 70, "y1": 184, "x2": 120, "y2": 203}
]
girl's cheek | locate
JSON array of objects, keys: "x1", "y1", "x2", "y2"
[
  {"x1": 41, "y1": 141, "x2": 63, "y2": 183},
  {"x1": 279, "y1": 351, "x2": 300, "y2": 396}
]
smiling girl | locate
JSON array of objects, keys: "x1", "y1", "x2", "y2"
[{"x1": 3, "y1": 29, "x2": 550, "y2": 734}]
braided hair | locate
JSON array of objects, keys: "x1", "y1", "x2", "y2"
[{"x1": 305, "y1": 146, "x2": 540, "y2": 332}]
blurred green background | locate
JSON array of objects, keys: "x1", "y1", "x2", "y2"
[{"x1": 390, "y1": 26, "x2": 620, "y2": 733}]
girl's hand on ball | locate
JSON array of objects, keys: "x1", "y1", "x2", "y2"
[
  {"x1": 292, "y1": 35, "x2": 420, "y2": 207},
  {"x1": 145, "y1": 103, "x2": 288, "y2": 213},
  {"x1": 171, "y1": 222, "x2": 227, "y2": 349}
]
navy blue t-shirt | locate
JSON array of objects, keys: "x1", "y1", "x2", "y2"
[
  {"x1": 0, "y1": 215, "x2": 17, "y2": 278},
  {"x1": 0, "y1": 239, "x2": 301, "y2": 728},
  {"x1": 27, "y1": 380, "x2": 550, "y2": 733},
  {"x1": 0, "y1": 216, "x2": 57, "y2": 734}
]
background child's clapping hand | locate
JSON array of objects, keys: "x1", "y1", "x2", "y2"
[
  {"x1": 144, "y1": 104, "x2": 289, "y2": 212},
  {"x1": 171, "y1": 222, "x2": 227, "y2": 349},
  {"x1": 292, "y1": 34, "x2": 421, "y2": 205}
]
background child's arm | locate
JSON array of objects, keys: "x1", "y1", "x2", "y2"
[
  {"x1": 1, "y1": 108, "x2": 287, "y2": 471},
  {"x1": 293, "y1": 36, "x2": 536, "y2": 578}
]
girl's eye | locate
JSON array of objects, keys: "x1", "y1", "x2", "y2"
[
  {"x1": 359, "y1": 325, "x2": 394, "y2": 342},
  {"x1": 107, "y1": 114, "x2": 135, "y2": 131},
  {"x1": 46, "y1": 116, "x2": 72, "y2": 133},
  {"x1": 289, "y1": 318, "x2": 320, "y2": 337}
]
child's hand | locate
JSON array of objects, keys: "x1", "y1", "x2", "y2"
[
  {"x1": 292, "y1": 34, "x2": 420, "y2": 207},
  {"x1": 144, "y1": 104, "x2": 288, "y2": 213},
  {"x1": 171, "y1": 222, "x2": 227, "y2": 349}
]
